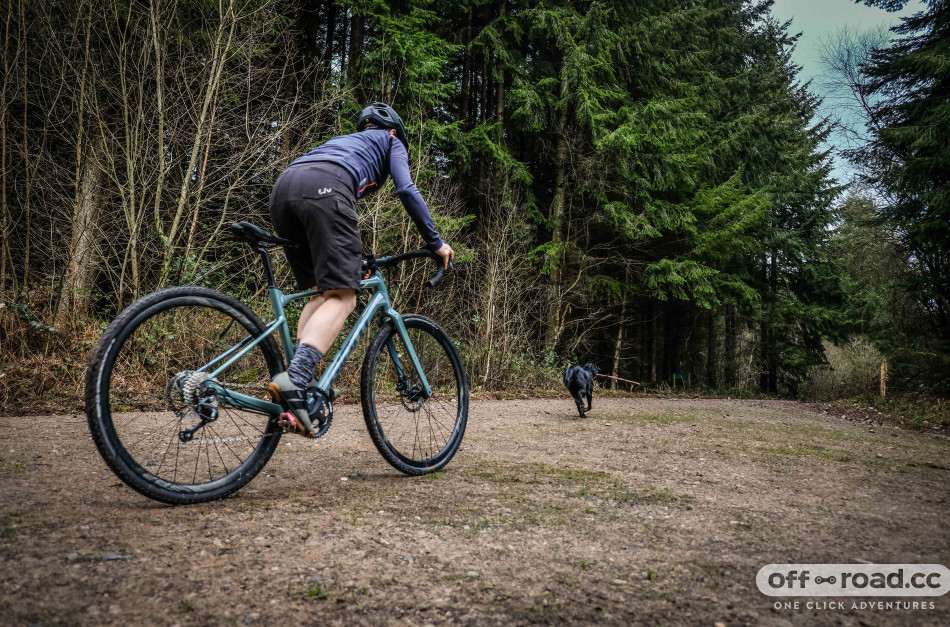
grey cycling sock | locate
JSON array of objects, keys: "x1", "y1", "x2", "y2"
[{"x1": 287, "y1": 343, "x2": 323, "y2": 388}]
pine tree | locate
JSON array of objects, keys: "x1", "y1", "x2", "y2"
[{"x1": 856, "y1": 0, "x2": 950, "y2": 339}]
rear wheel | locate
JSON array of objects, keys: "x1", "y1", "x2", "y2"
[
  {"x1": 85, "y1": 286, "x2": 284, "y2": 504},
  {"x1": 361, "y1": 314, "x2": 468, "y2": 475}
]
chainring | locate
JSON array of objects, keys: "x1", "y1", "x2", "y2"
[{"x1": 310, "y1": 392, "x2": 333, "y2": 438}]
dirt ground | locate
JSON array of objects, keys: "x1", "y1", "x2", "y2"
[{"x1": 1, "y1": 397, "x2": 948, "y2": 626}]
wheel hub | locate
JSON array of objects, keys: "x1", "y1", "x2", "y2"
[{"x1": 397, "y1": 378, "x2": 426, "y2": 412}]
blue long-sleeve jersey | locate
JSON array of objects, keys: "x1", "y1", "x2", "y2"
[{"x1": 290, "y1": 129, "x2": 443, "y2": 250}]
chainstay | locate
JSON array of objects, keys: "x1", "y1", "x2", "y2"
[{"x1": 222, "y1": 382, "x2": 334, "y2": 439}]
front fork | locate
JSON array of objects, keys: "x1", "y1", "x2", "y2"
[
  {"x1": 385, "y1": 313, "x2": 432, "y2": 398},
  {"x1": 386, "y1": 333, "x2": 430, "y2": 403}
]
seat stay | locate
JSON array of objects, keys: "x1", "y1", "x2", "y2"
[
  {"x1": 205, "y1": 315, "x2": 286, "y2": 381},
  {"x1": 195, "y1": 333, "x2": 256, "y2": 375}
]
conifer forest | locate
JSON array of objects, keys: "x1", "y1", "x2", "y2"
[{"x1": 1, "y1": 0, "x2": 948, "y2": 411}]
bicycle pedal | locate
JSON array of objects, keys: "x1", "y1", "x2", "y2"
[{"x1": 277, "y1": 412, "x2": 310, "y2": 437}]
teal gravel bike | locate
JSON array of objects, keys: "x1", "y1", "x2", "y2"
[{"x1": 86, "y1": 222, "x2": 468, "y2": 504}]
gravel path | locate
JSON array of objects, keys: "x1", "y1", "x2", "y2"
[{"x1": 1, "y1": 397, "x2": 948, "y2": 625}]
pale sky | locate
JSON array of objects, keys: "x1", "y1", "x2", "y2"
[
  {"x1": 769, "y1": 0, "x2": 926, "y2": 184},
  {"x1": 771, "y1": 0, "x2": 924, "y2": 82}
]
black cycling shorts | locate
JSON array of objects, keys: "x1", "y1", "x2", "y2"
[{"x1": 269, "y1": 162, "x2": 363, "y2": 293}]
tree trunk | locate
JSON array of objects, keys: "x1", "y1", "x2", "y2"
[
  {"x1": 479, "y1": 53, "x2": 488, "y2": 124},
  {"x1": 663, "y1": 305, "x2": 674, "y2": 383},
  {"x1": 322, "y1": 0, "x2": 337, "y2": 69},
  {"x1": 638, "y1": 307, "x2": 646, "y2": 382},
  {"x1": 543, "y1": 59, "x2": 570, "y2": 347},
  {"x1": 706, "y1": 310, "x2": 718, "y2": 387},
  {"x1": 298, "y1": 0, "x2": 321, "y2": 100},
  {"x1": 610, "y1": 284, "x2": 628, "y2": 389},
  {"x1": 56, "y1": 5, "x2": 97, "y2": 326},
  {"x1": 494, "y1": 0, "x2": 505, "y2": 143},
  {"x1": 477, "y1": 50, "x2": 487, "y2": 193},
  {"x1": 0, "y1": 0, "x2": 12, "y2": 293},
  {"x1": 337, "y1": 5, "x2": 348, "y2": 75},
  {"x1": 724, "y1": 304, "x2": 736, "y2": 388},
  {"x1": 768, "y1": 250, "x2": 778, "y2": 393},
  {"x1": 460, "y1": 9, "x2": 471, "y2": 127},
  {"x1": 57, "y1": 134, "x2": 103, "y2": 325},
  {"x1": 150, "y1": 0, "x2": 168, "y2": 255},
  {"x1": 759, "y1": 255, "x2": 770, "y2": 392},
  {"x1": 347, "y1": 11, "x2": 363, "y2": 93},
  {"x1": 20, "y1": 0, "x2": 31, "y2": 294},
  {"x1": 649, "y1": 302, "x2": 657, "y2": 384}
]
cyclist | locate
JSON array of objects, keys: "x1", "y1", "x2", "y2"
[{"x1": 268, "y1": 102, "x2": 454, "y2": 433}]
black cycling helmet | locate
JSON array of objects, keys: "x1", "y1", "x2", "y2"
[{"x1": 356, "y1": 102, "x2": 408, "y2": 149}]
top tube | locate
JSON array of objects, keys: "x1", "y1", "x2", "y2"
[{"x1": 279, "y1": 248, "x2": 447, "y2": 306}]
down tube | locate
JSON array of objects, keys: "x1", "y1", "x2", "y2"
[{"x1": 315, "y1": 292, "x2": 387, "y2": 393}]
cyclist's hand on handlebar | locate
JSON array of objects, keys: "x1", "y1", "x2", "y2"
[{"x1": 435, "y1": 242, "x2": 454, "y2": 269}]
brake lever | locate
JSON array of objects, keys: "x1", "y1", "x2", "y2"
[{"x1": 425, "y1": 258, "x2": 455, "y2": 288}]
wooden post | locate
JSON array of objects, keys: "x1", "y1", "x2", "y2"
[{"x1": 880, "y1": 358, "x2": 887, "y2": 401}]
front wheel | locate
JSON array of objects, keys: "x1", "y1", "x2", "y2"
[{"x1": 361, "y1": 314, "x2": 468, "y2": 475}]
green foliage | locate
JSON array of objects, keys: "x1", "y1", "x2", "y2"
[
  {"x1": 645, "y1": 260, "x2": 719, "y2": 308},
  {"x1": 1, "y1": 302, "x2": 59, "y2": 336},
  {"x1": 5, "y1": 0, "x2": 888, "y2": 401},
  {"x1": 831, "y1": 194, "x2": 925, "y2": 350}
]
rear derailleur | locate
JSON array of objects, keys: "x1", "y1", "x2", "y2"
[{"x1": 167, "y1": 371, "x2": 219, "y2": 443}]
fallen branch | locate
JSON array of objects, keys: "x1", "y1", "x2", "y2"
[{"x1": 595, "y1": 373, "x2": 640, "y2": 387}]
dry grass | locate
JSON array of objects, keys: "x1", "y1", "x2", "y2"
[{"x1": 802, "y1": 337, "x2": 883, "y2": 400}]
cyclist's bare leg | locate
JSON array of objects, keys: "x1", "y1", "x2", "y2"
[
  {"x1": 296, "y1": 294, "x2": 326, "y2": 341},
  {"x1": 298, "y1": 289, "x2": 357, "y2": 354},
  {"x1": 272, "y1": 289, "x2": 356, "y2": 427}
]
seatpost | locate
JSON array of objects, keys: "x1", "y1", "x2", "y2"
[{"x1": 256, "y1": 246, "x2": 277, "y2": 289}]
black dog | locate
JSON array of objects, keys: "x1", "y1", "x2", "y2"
[{"x1": 563, "y1": 362, "x2": 599, "y2": 417}]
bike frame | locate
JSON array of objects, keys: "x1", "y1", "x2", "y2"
[{"x1": 200, "y1": 268, "x2": 432, "y2": 417}]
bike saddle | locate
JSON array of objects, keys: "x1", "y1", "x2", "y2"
[{"x1": 228, "y1": 221, "x2": 298, "y2": 248}]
